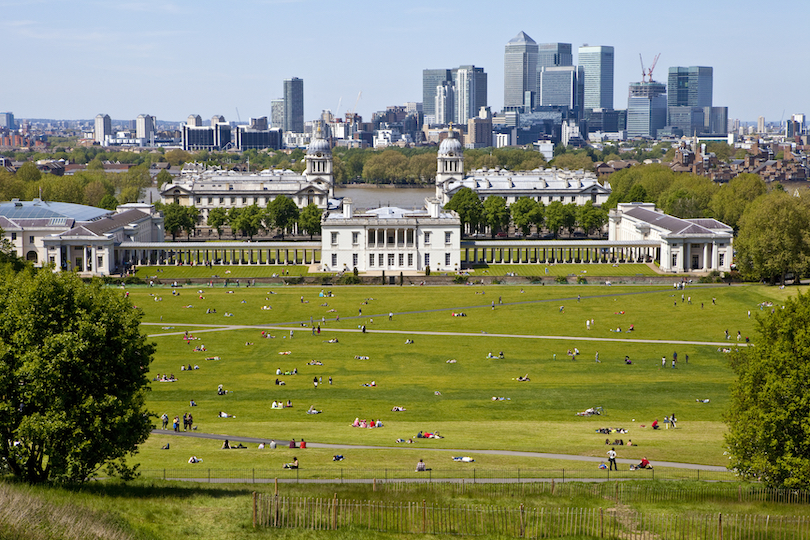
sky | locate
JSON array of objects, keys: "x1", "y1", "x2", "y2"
[{"x1": 2, "y1": 0, "x2": 808, "y2": 125}]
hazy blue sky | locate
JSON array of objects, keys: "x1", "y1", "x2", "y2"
[{"x1": 2, "y1": 0, "x2": 807, "y2": 124}]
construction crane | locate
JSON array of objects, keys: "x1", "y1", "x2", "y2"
[
  {"x1": 639, "y1": 53, "x2": 661, "y2": 82},
  {"x1": 350, "y1": 91, "x2": 362, "y2": 116}
]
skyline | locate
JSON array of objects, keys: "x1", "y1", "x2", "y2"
[{"x1": 2, "y1": 0, "x2": 808, "y2": 125}]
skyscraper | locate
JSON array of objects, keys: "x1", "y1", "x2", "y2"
[
  {"x1": 453, "y1": 65, "x2": 487, "y2": 124},
  {"x1": 94, "y1": 114, "x2": 111, "y2": 145},
  {"x1": 537, "y1": 43, "x2": 573, "y2": 70},
  {"x1": 626, "y1": 81, "x2": 667, "y2": 138},
  {"x1": 0, "y1": 112, "x2": 15, "y2": 130},
  {"x1": 423, "y1": 69, "x2": 452, "y2": 121},
  {"x1": 136, "y1": 114, "x2": 155, "y2": 140},
  {"x1": 283, "y1": 77, "x2": 304, "y2": 133},
  {"x1": 577, "y1": 45, "x2": 614, "y2": 110},
  {"x1": 504, "y1": 31, "x2": 538, "y2": 109},
  {"x1": 667, "y1": 66, "x2": 713, "y2": 135},
  {"x1": 538, "y1": 66, "x2": 579, "y2": 109},
  {"x1": 435, "y1": 82, "x2": 455, "y2": 125}
]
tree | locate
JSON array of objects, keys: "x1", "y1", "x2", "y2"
[
  {"x1": 230, "y1": 204, "x2": 264, "y2": 240},
  {"x1": 562, "y1": 203, "x2": 578, "y2": 236},
  {"x1": 15, "y1": 162, "x2": 41, "y2": 183},
  {"x1": 735, "y1": 191, "x2": 810, "y2": 285},
  {"x1": 725, "y1": 291, "x2": 810, "y2": 488},
  {"x1": 298, "y1": 203, "x2": 323, "y2": 239},
  {"x1": 207, "y1": 207, "x2": 228, "y2": 239},
  {"x1": 552, "y1": 152, "x2": 595, "y2": 172},
  {"x1": 576, "y1": 201, "x2": 608, "y2": 237},
  {"x1": 155, "y1": 169, "x2": 173, "y2": 186},
  {"x1": 99, "y1": 194, "x2": 119, "y2": 210},
  {"x1": 266, "y1": 196, "x2": 299, "y2": 239},
  {"x1": 444, "y1": 187, "x2": 483, "y2": 235},
  {"x1": 544, "y1": 201, "x2": 566, "y2": 238},
  {"x1": 482, "y1": 196, "x2": 510, "y2": 237},
  {"x1": 161, "y1": 203, "x2": 192, "y2": 241},
  {"x1": 510, "y1": 197, "x2": 539, "y2": 236},
  {"x1": 183, "y1": 206, "x2": 200, "y2": 239},
  {"x1": 709, "y1": 173, "x2": 767, "y2": 230},
  {"x1": 0, "y1": 270, "x2": 154, "y2": 483}
]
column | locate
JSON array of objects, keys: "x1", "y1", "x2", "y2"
[
  {"x1": 684, "y1": 242, "x2": 691, "y2": 271},
  {"x1": 702, "y1": 243, "x2": 709, "y2": 271},
  {"x1": 712, "y1": 241, "x2": 719, "y2": 270}
]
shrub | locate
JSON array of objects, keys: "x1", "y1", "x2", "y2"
[
  {"x1": 337, "y1": 274, "x2": 361, "y2": 285},
  {"x1": 491, "y1": 278, "x2": 501, "y2": 284},
  {"x1": 425, "y1": 266, "x2": 431, "y2": 276},
  {"x1": 285, "y1": 276, "x2": 304, "y2": 285},
  {"x1": 353, "y1": 267, "x2": 359, "y2": 277},
  {"x1": 577, "y1": 276, "x2": 587, "y2": 284},
  {"x1": 555, "y1": 276, "x2": 568, "y2": 284},
  {"x1": 453, "y1": 275, "x2": 468, "y2": 284}
]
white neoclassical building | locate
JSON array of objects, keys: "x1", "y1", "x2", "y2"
[
  {"x1": 0, "y1": 200, "x2": 164, "y2": 275},
  {"x1": 434, "y1": 129, "x2": 612, "y2": 206},
  {"x1": 320, "y1": 198, "x2": 461, "y2": 274},
  {"x1": 160, "y1": 132, "x2": 335, "y2": 223},
  {"x1": 609, "y1": 203, "x2": 733, "y2": 272}
]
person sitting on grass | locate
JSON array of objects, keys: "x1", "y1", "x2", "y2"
[
  {"x1": 415, "y1": 459, "x2": 427, "y2": 472},
  {"x1": 221, "y1": 439, "x2": 231, "y2": 449},
  {"x1": 652, "y1": 419, "x2": 659, "y2": 429},
  {"x1": 630, "y1": 457, "x2": 651, "y2": 470},
  {"x1": 188, "y1": 456, "x2": 202, "y2": 463},
  {"x1": 283, "y1": 457, "x2": 299, "y2": 469},
  {"x1": 219, "y1": 411, "x2": 235, "y2": 418}
]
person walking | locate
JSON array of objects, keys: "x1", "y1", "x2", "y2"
[{"x1": 607, "y1": 447, "x2": 617, "y2": 471}]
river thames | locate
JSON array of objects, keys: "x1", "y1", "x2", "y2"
[{"x1": 334, "y1": 185, "x2": 435, "y2": 210}]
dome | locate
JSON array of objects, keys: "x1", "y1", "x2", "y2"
[
  {"x1": 307, "y1": 135, "x2": 332, "y2": 156},
  {"x1": 438, "y1": 130, "x2": 463, "y2": 157}
]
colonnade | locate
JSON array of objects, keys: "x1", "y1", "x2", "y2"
[
  {"x1": 461, "y1": 242, "x2": 660, "y2": 265},
  {"x1": 367, "y1": 228, "x2": 416, "y2": 248},
  {"x1": 116, "y1": 242, "x2": 321, "y2": 269}
]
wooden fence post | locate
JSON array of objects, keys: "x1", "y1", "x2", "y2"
[
  {"x1": 551, "y1": 479, "x2": 555, "y2": 496},
  {"x1": 422, "y1": 499, "x2": 426, "y2": 534},
  {"x1": 252, "y1": 491, "x2": 257, "y2": 529},
  {"x1": 719, "y1": 513, "x2": 723, "y2": 540},
  {"x1": 600, "y1": 507, "x2": 604, "y2": 538},
  {"x1": 373, "y1": 478, "x2": 376, "y2": 492},
  {"x1": 332, "y1": 493, "x2": 337, "y2": 530},
  {"x1": 519, "y1": 504, "x2": 525, "y2": 538}
]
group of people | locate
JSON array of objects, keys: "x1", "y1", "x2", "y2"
[
  {"x1": 271, "y1": 400, "x2": 293, "y2": 409},
  {"x1": 351, "y1": 418, "x2": 383, "y2": 428}
]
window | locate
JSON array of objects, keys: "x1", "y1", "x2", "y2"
[
  {"x1": 29, "y1": 236, "x2": 34, "y2": 243},
  {"x1": 445, "y1": 232, "x2": 451, "y2": 244},
  {"x1": 352, "y1": 232, "x2": 359, "y2": 245},
  {"x1": 219, "y1": 197, "x2": 224, "y2": 203},
  {"x1": 388, "y1": 253, "x2": 394, "y2": 266},
  {"x1": 11, "y1": 233, "x2": 16, "y2": 241},
  {"x1": 331, "y1": 232, "x2": 338, "y2": 245},
  {"x1": 672, "y1": 253, "x2": 678, "y2": 267},
  {"x1": 378, "y1": 253, "x2": 384, "y2": 266},
  {"x1": 352, "y1": 253, "x2": 358, "y2": 267},
  {"x1": 368, "y1": 230, "x2": 376, "y2": 246},
  {"x1": 424, "y1": 253, "x2": 430, "y2": 267},
  {"x1": 208, "y1": 197, "x2": 213, "y2": 204},
  {"x1": 719, "y1": 253, "x2": 725, "y2": 267},
  {"x1": 424, "y1": 232, "x2": 431, "y2": 245},
  {"x1": 196, "y1": 197, "x2": 201, "y2": 204},
  {"x1": 398, "y1": 253, "x2": 404, "y2": 266},
  {"x1": 242, "y1": 197, "x2": 247, "y2": 204},
  {"x1": 408, "y1": 254, "x2": 413, "y2": 266},
  {"x1": 230, "y1": 197, "x2": 235, "y2": 204},
  {"x1": 331, "y1": 253, "x2": 337, "y2": 267},
  {"x1": 445, "y1": 253, "x2": 451, "y2": 266},
  {"x1": 97, "y1": 256, "x2": 103, "y2": 267},
  {"x1": 571, "y1": 196, "x2": 576, "y2": 202},
  {"x1": 369, "y1": 254, "x2": 375, "y2": 267}
]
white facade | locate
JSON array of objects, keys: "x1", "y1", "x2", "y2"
[
  {"x1": 609, "y1": 203, "x2": 733, "y2": 272},
  {"x1": 160, "y1": 133, "x2": 335, "y2": 223},
  {"x1": 321, "y1": 198, "x2": 461, "y2": 274}
]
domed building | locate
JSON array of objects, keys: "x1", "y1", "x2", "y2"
[
  {"x1": 434, "y1": 129, "x2": 612, "y2": 207},
  {"x1": 160, "y1": 131, "x2": 335, "y2": 225}
]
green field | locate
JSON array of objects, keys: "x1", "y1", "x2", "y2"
[{"x1": 130, "y1": 281, "x2": 796, "y2": 474}]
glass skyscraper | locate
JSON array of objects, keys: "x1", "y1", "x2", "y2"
[
  {"x1": 423, "y1": 69, "x2": 452, "y2": 120},
  {"x1": 626, "y1": 82, "x2": 667, "y2": 138},
  {"x1": 577, "y1": 45, "x2": 614, "y2": 110},
  {"x1": 503, "y1": 31, "x2": 538, "y2": 109},
  {"x1": 283, "y1": 77, "x2": 304, "y2": 133},
  {"x1": 537, "y1": 43, "x2": 573, "y2": 70}
]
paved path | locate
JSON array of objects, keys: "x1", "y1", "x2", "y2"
[{"x1": 152, "y1": 429, "x2": 727, "y2": 472}]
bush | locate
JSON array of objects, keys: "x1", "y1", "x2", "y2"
[
  {"x1": 425, "y1": 266, "x2": 431, "y2": 276},
  {"x1": 320, "y1": 275, "x2": 333, "y2": 285},
  {"x1": 491, "y1": 278, "x2": 501, "y2": 284},
  {"x1": 577, "y1": 276, "x2": 588, "y2": 284},
  {"x1": 337, "y1": 274, "x2": 361, "y2": 285},
  {"x1": 555, "y1": 276, "x2": 568, "y2": 284},
  {"x1": 284, "y1": 276, "x2": 304, "y2": 285},
  {"x1": 353, "y1": 267, "x2": 359, "y2": 277},
  {"x1": 453, "y1": 275, "x2": 468, "y2": 284}
]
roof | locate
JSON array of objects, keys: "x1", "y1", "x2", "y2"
[
  {"x1": 0, "y1": 199, "x2": 111, "y2": 222},
  {"x1": 508, "y1": 31, "x2": 536, "y2": 45},
  {"x1": 622, "y1": 206, "x2": 732, "y2": 237}
]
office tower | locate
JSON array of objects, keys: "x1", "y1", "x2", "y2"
[
  {"x1": 537, "y1": 43, "x2": 573, "y2": 70},
  {"x1": 423, "y1": 69, "x2": 452, "y2": 121},
  {"x1": 704, "y1": 107, "x2": 728, "y2": 135},
  {"x1": 667, "y1": 66, "x2": 713, "y2": 110},
  {"x1": 453, "y1": 65, "x2": 487, "y2": 124},
  {"x1": 757, "y1": 116, "x2": 765, "y2": 133},
  {"x1": 626, "y1": 81, "x2": 667, "y2": 138},
  {"x1": 504, "y1": 31, "x2": 538, "y2": 109},
  {"x1": 94, "y1": 114, "x2": 111, "y2": 144},
  {"x1": 136, "y1": 114, "x2": 155, "y2": 140},
  {"x1": 283, "y1": 77, "x2": 304, "y2": 133},
  {"x1": 187, "y1": 114, "x2": 202, "y2": 127},
  {"x1": 0, "y1": 112, "x2": 15, "y2": 129},
  {"x1": 539, "y1": 66, "x2": 579, "y2": 109},
  {"x1": 435, "y1": 82, "x2": 455, "y2": 125},
  {"x1": 577, "y1": 45, "x2": 614, "y2": 110},
  {"x1": 271, "y1": 99, "x2": 285, "y2": 129}
]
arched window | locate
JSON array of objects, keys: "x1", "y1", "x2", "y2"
[{"x1": 26, "y1": 251, "x2": 38, "y2": 262}]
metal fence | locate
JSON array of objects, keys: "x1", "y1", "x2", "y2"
[{"x1": 254, "y1": 496, "x2": 810, "y2": 538}]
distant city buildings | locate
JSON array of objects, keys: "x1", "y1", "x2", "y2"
[
  {"x1": 94, "y1": 114, "x2": 111, "y2": 144},
  {"x1": 0, "y1": 112, "x2": 16, "y2": 130},
  {"x1": 503, "y1": 31, "x2": 538, "y2": 110},
  {"x1": 626, "y1": 81, "x2": 667, "y2": 138},
  {"x1": 423, "y1": 66, "x2": 487, "y2": 126}
]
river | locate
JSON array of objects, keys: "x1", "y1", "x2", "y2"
[{"x1": 334, "y1": 185, "x2": 435, "y2": 210}]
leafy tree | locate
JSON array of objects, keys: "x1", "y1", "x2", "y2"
[
  {"x1": 87, "y1": 157, "x2": 105, "y2": 171},
  {"x1": 552, "y1": 152, "x2": 595, "y2": 172},
  {"x1": 230, "y1": 204, "x2": 264, "y2": 240},
  {"x1": 510, "y1": 197, "x2": 539, "y2": 236},
  {"x1": 99, "y1": 194, "x2": 119, "y2": 210},
  {"x1": 656, "y1": 175, "x2": 717, "y2": 218},
  {"x1": 626, "y1": 184, "x2": 648, "y2": 203},
  {"x1": 725, "y1": 291, "x2": 810, "y2": 488},
  {"x1": 563, "y1": 203, "x2": 578, "y2": 236},
  {"x1": 576, "y1": 201, "x2": 608, "y2": 236},
  {"x1": 0, "y1": 227, "x2": 27, "y2": 273},
  {"x1": 735, "y1": 191, "x2": 810, "y2": 285},
  {"x1": 362, "y1": 150, "x2": 408, "y2": 183},
  {"x1": 544, "y1": 201, "x2": 566, "y2": 238},
  {"x1": 298, "y1": 203, "x2": 323, "y2": 239},
  {"x1": 15, "y1": 162, "x2": 41, "y2": 183},
  {"x1": 444, "y1": 187, "x2": 483, "y2": 235},
  {"x1": 266, "y1": 196, "x2": 299, "y2": 239},
  {"x1": 164, "y1": 149, "x2": 191, "y2": 167},
  {"x1": 161, "y1": 203, "x2": 192, "y2": 241},
  {"x1": 709, "y1": 174, "x2": 767, "y2": 230},
  {"x1": 705, "y1": 142, "x2": 733, "y2": 162},
  {"x1": 155, "y1": 169, "x2": 173, "y2": 185},
  {"x1": 0, "y1": 270, "x2": 154, "y2": 483},
  {"x1": 83, "y1": 180, "x2": 109, "y2": 208},
  {"x1": 482, "y1": 196, "x2": 510, "y2": 237},
  {"x1": 183, "y1": 206, "x2": 200, "y2": 239},
  {"x1": 207, "y1": 207, "x2": 228, "y2": 239}
]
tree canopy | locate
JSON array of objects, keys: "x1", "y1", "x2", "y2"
[
  {"x1": 266, "y1": 196, "x2": 299, "y2": 239},
  {"x1": 298, "y1": 203, "x2": 323, "y2": 240},
  {"x1": 725, "y1": 291, "x2": 810, "y2": 488},
  {"x1": 482, "y1": 196, "x2": 510, "y2": 237},
  {"x1": 0, "y1": 270, "x2": 154, "y2": 483},
  {"x1": 444, "y1": 188, "x2": 483, "y2": 234}
]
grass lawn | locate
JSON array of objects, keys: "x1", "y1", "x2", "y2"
[
  {"x1": 133, "y1": 265, "x2": 312, "y2": 279},
  {"x1": 130, "y1": 282, "x2": 799, "y2": 475},
  {"x1": 469, "y1": 263, "x2": 660, "y2": 277}
]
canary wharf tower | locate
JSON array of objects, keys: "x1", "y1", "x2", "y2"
[{"x1": 504, "y1": 31, "x2": 538, "y2": 110}]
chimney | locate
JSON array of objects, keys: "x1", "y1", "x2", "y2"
[
  {"x1": 343, "y1": 198, "x2": 353, "y2": 218},
  {"x1": 426, "y1": 197, "x2": 441, "y2": 218}
]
